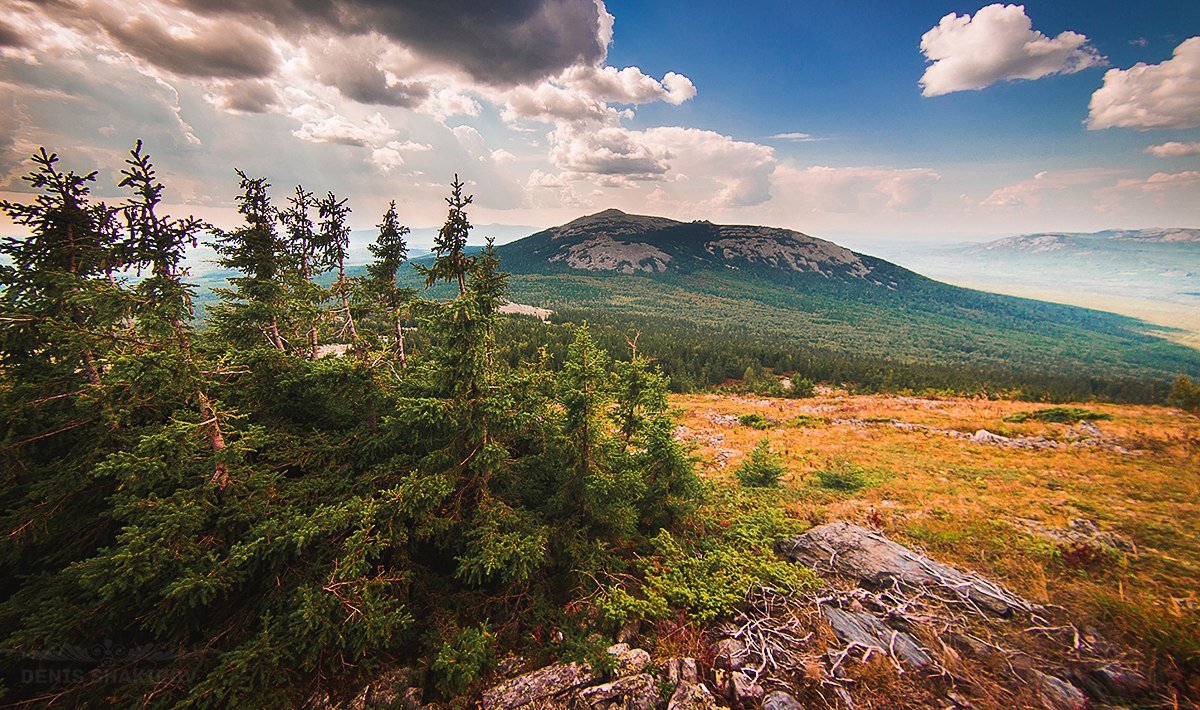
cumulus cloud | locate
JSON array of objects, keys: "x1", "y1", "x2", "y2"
[
  {"x1": 774, "y1": 166, "x2": 940, "y2": 213},
  {"x1": 1146, "y1": 141, "x2": 1200, "y2": 157},
  {"x1": 501, "y1": 65, "x2": 696, "y2": 124},
  {"x1": 164, "y1": 0, "x2": 609, "y2": 87},
  {"x1": 371, "y1": 140, "x2": 434, "y2": 174},
  {"x1": 307, "y1": 39, "x2": 429, "y2": 108},
  {"x1": 97, "y1": 10, "x2": 280, "y2": 80},
  {"x1": 548, "y1": 124, "x2": 671, "y2": 179},
  {"x1": 291, "y1": 110, "x2": 395, "y2": 147},
  {"x1": 919, "y1": 4, "x2": 1103, "y2": 96},
  {"x1": 211, "y1": 80, "x2": 279, "y2": 113},
  {"x1": 980, "y1": 169, "x2": 1121, "y2": 208},
  {"x1": 1088, "y1": 37, "x2": 1200, "y2": 130}
]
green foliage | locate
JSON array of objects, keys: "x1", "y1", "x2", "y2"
[
  {"x1": 735, "y1": 440, "x2": 787, "y2": 488},
  {"x1": 738, "y1": 413, "x2": 774, "y2": 430},
  {"x1": 813, "y1": 462, "x2": 871, "y2": 492},
  {"x1": 782, "y1": 376, "x2": 816, "y2": 398},
  {"x1": 0, "y1": 148, "x2": 704, "y2": 707},
  {"x1": 432, "y1": 625, "x2": 495, "y2": 696},
  {"x1": 595, "y1": 483, "x2": 817, "y2": 624},
  {"x1": 1168, "y1": 375, "x2": 1200, "y2": 414},
  {"x1": 1003, "y1": 406, "x2": 1113, "y2": 423}
]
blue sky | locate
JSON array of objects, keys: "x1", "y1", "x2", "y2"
[{"x1": 1, "y1": 1, "x2": 1198, "y2": 243}]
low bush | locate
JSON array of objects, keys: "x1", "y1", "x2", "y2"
[
  {"x1": 1003, "y1": 406, "x2": 1112, "y2": 423},
  {"x1": 736, "y1": 439, "x2": 787, "y2": 487}
]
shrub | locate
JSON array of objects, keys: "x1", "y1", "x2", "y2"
[
  {"x1": 782, "y1": 377, "x2": 815, "y2": 398},
  {"x1": 738, "y1": 412, "x2": 774, "y2": 429},
  {"x1": 1168, "y1": 375, "x2": 1200, "y2": 414},
  {"x1": 736, "y1": 439, "x2": 787, "y2": 487},
  {"x1": 432, "y1": 625, "x2": 495, "y2": 696},
  {"x1": 1003, "y1": 406, "x2": 1112, "y2": 423},
  {"x1": 789, "y1": 414, "x2": 828, "y2": 428},
  {"x1": 813, "y1": 462, "x2": 869, "y2": 492}
]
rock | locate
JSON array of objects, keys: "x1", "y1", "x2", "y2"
[
  {"x1": 574, "y1": 673, "x2": 659, "y2": 710},
  {"x1": 729, "y1": 670, "x2": 763, "y2": 705},
  {"x1": 710, "y1": 637, "x2": 748, "y2": 671},
  {"x1": 667, "y1": 681, "x2": 718, "y2": 710},
  {"x1": 482, "y1": 662, "x2": 596, "y2": 710},
  {"x1": 1030, "y1": 670, "x2": 1088, "y2": 710},
  {"x1": 761, "y1": 690, "x2": 805, "y2": 710},
  {"x1": 665, "y1": 658, "x2": 699, "y2": 685},
  {"x1": 777, "y1": 522, "x2": 1033, "y2": 616},
  {"x1": 1071, "y1": 664, "x2": 1147, "y2": 702},
  {"x1": 364, "y1": 667, "x2": 419, "y2": 708},
  {"x1": 606, "y1": 643, "x2": 651, "y2": 677},
  {"x1": 820, "y1": 604, "x2": 932, "y2": 668}
]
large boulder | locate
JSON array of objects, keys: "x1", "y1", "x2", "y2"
[
  {"x1": 667, "y1": 681, "x2": 718, "y2": 710},
  {"x1": 573, "y1": 673, "x2": 659, "y2": 710},
  {"x1": 761, "y1": 690, "x2": 805, "y2": 710},
  {"x1": 606, "y1": 643, "x2": 651, "y2": 677},
  {"x1": 482, "y1": 662, "x2": 596, "y2": 710},
  {"x1": 776, "y1": 522, "x2": 1032, "y2": 616}
]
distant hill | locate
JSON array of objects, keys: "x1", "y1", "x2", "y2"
[
  {"x1": 868, "y1": 228, "x2": 1200, "y2": 350},
  {"x1": 465, "y1": 210, "x2": 1200, "y2": 384}
]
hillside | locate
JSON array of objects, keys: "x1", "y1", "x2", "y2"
[
  {"x1": 479, "y1": 211, "x2": 1200, "y2": 386},
  {"x1": 868, "y1": 228, "x2": 1200, "y2": 349}
]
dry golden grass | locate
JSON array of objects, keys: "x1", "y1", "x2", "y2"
[{"x1": 673, "y1": 391, "x2": 1200, "y2": 698}]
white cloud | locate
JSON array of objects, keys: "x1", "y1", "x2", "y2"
[
  {"x1": 1088, "y1": 37, "x2": 1200, "y2": 130},
  {"x1": 370, "y1": 139, "x2": 432, "y2": 174},
  {"x1": 774, "y1": 165, "x2": 940, "y2": 213},
  {"x1": 501, "y1": 65, "x2": 695, "y2": 124},
  {"x1": 980, "y1": 168, "x2": 1122, "y2": 208},
  {"x1": 919, "y1": 4, "x2": 1103, "y2": 96},
  {"x1": 770, "y1": 132, "x2": 820, "y2": 142},
  {"x1": 1099, "y1": 170, "x2": 1200, "y2": 201},
  {"x1": 291, "y1": 109, "x2": 395, "y2": 147},
  {"x1": 1146, "y1": 141, "x2": 1200, "y2": 157},
  {"x1": 548, "y1": 124, "x2": 671, "y2": 179}
]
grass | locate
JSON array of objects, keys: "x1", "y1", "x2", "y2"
[{"x1": 673, "y1": 389, "x2": 1200, "y2": 695}]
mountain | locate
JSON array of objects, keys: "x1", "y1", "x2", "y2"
[
  {"x1": 865, "y1": 228, "x2": 1200, "y2": 350},
  {"x1": 479, "y1": 210, "x2": 1200, "y2": 385}
]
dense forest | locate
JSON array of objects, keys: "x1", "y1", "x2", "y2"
[{"x1": 0, "y1": 146, "x2": 814, "y2": 706}]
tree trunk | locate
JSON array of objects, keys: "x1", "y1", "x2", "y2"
[
  {"x1": 394, "y1": 314, "x2": 406, "y2": 368},
  {"x1": 197, "y1": 391, "x2": 229, "y2": 490}
]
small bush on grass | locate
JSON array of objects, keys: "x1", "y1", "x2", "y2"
[
  {"x1": 736, "y1": 439, "x2": 787, "y2": 487},
  {"x1": 813, "y1": 462, "x2": 870, "y2": 492},
  {"x1": 1003, "y1": 406, "x2": 1112, "y2": 423},
  {"x1": 739, "y1": 413, "x2": 774, "y2": 430}
]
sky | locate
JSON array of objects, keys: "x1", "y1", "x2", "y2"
[{"x1": 1, "y1": 0, "x2": 1199, "y2": 245}]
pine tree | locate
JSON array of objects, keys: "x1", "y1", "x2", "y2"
[
  {"x1": 419, "y1": 174, "x2": 473, "y2": 294},
  {"x1": 363, "y1": 200, "x2": 415, "y2": 368},
  {"x1": 209, "y1": 171, "x2": 287, "y2": 351},
  {"x1": 316, "y1": 191, "x2": 359, "y2": 347},
  {"x1": 279, "y1": 185, "x2": 325, "y2": 359}
]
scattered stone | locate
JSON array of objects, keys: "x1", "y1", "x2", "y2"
[
  {"x1": 1071, "y1": 664, "x2": 1147, "y2": 702},
  {"x1": 1016, "y1": 518, "x2": 1136, "y2": 555},
  {"x1": 482, "y1": 662, "x2": 596, "y2": 710},
  {"x1": 667, "y1": 681, "x2": 718, "y2": 710},
  {"x1": 729, "y1": 670, "x2": 763, "y2": 705},
  {"x1": 606, "y1": 643, "x2": 651, "y2": 677},
  {"x1": 777, "y1": 522, "x2": 1034, "y2": 616},
  {"x1": 573, "y1": 673, "x2": 659, "y2": 710},
  {"x1": 820, "y1": 604, "x2": 932, "y2": 668},
  {"x1": 1068, "y1": 420, "x2": 1104, "y2": 439},
  {"x1": 710, "y1": 637, "x2": 748, "y2": 671},
  {"x1": 702, "y1": 411, "x2": 742, "y2": 427},
  {"x1": 761, "y1": 690, "x2": 805, "y2": 710},
  {"x1": 1029, "y1": 670, "x2": 1088, "y2": 710},
  {"x1": 665, "y1": 658, "x2": 699, "y2": 685}
]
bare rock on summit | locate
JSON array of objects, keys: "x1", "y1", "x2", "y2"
[
  {"x1": 761, "y1": 690, "x2": 805, "y2": 710},
  {"x1": 482, "y1": 662, "x2": 596, "y2": 710},
  {"x1": 776, "y1": 522, "x2": 1033, "y2": 616},
  {"x1": 606, "y1": 643, "x2": 651, "y2": 677},
  {"x1": 667, "y1": 681, "x2": 718, "y2": 710}
]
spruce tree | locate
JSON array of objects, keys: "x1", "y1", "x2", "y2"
[{"x1": 419, "y1": 174, "x2": 473, "y2": 294}]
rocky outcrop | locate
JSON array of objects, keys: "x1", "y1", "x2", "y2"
[
  {"x1": 481, "y1": 662, "x2": 596, "y2": 710},
  {"x1": 776, "y1": 521, "x2": 1034, "y2": 616}
]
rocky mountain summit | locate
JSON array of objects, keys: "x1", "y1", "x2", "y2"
[{"x1": 497, "y1": 209, "x2": 893, "y2": 285}]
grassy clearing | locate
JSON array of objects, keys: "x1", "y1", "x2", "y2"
[{"x1": 673, "y1": 390, "x2": 1200, "y2": 696}]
